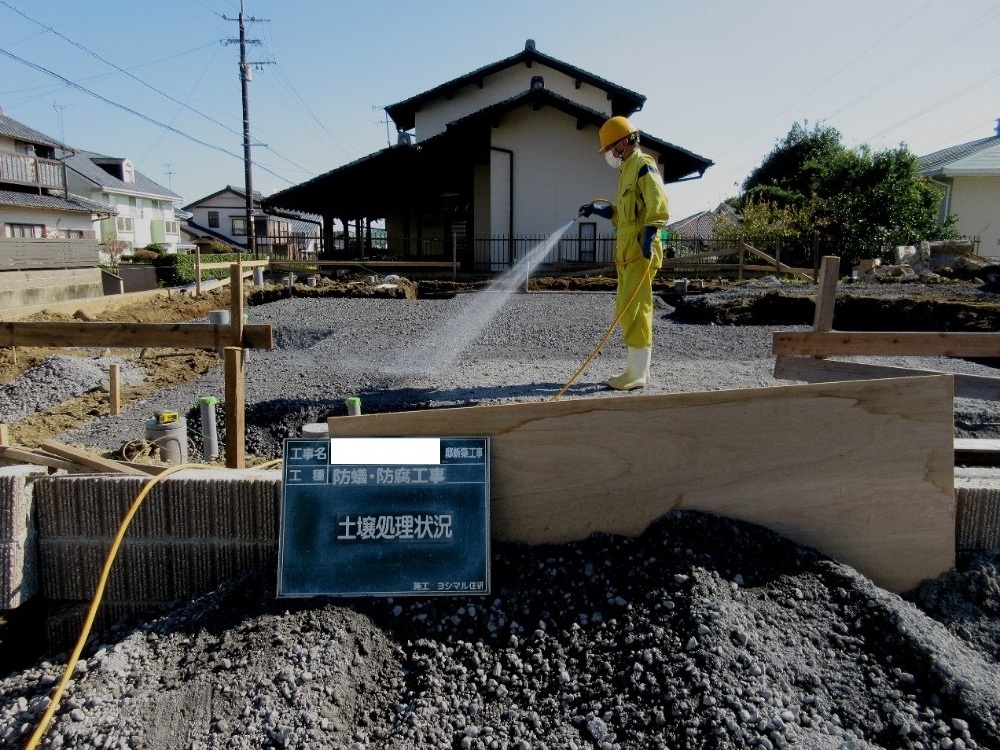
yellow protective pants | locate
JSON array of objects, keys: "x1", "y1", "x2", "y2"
[{"x1": 615, "y1": 250, "x2": 657, "y2": 349}]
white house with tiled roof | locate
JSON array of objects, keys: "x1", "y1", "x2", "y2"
[
  {"x1": 0, "y1": 109, "x2": 111, "y2": 240},
  {"x1": 265, "y1": 40, "x2": 712, "y2": 270},
  {"x1": 63, "y1": 149, "x2": 182, "y2": 252},
  {"x1": 0, "y1": 108, "x2": 116, "y2": 308},
  {"x1": 919, "y1": 126, "x2": 1000, "y2": 258}
]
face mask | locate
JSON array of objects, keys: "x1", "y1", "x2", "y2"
[{"x1": 605, "y1": 150, "x2": 623, "y2": 170}]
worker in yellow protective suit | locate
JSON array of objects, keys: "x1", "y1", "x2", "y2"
[{"x1": 579, "y1": 115, "x2": 670, "y2": 390}]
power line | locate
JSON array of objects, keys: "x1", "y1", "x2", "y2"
[
  {"x1": 1, "y1": 0, "x2": 310, "y2": 179},
  {"x1": 0, "y1": 44, "x2": 293, "y2": 184},
  {"x1": 0, "y1": 1, "x2": 245, "y2": 141}
]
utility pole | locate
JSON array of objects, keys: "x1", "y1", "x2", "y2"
[{"x1": 224, "y1": 1, "x2": 271, "y2": 258}]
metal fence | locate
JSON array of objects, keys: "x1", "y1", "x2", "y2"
[{"x1": 254, "y1": 230, "x2": 982, "y2": 276}]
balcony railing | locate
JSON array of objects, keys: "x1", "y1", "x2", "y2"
[{"x1": 0, "y1": 151, "x2": 65, "y2": 191}]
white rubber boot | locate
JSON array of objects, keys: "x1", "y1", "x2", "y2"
[{"x1": 607, "y1": 347, "x2": 651, "y2": 390}]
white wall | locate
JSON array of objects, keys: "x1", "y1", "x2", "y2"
[
  {"x1": 486, "y1": 107, "x2": 619, "y2": 237},
  {"x1": 1, "y1": 205, "x2": 94, "y2": 237},
  {"x1": 949, "y1": 176, "x2": 1000, "y2": 258},
  {"x1": 415, "y1": 62, "x2": 613, "y2": 141},
  {"x1": 187, "y1": 192, "x2": 251, "y2": 244}
]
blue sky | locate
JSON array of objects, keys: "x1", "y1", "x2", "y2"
[{"x1": 2, "y1": 0, "x2": 998, "y2": 224}]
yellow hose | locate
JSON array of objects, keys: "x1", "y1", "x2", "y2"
[
  {"x1": 25, "y1": 463, "x2": 214, "y2": 749},
  {"x1": 550, "y1": 255, "x2": 654, "y2": 402}
]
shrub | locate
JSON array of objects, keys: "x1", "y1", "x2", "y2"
[{"x1": 153, "y1": 252, "x2": 248, "y2": 285}]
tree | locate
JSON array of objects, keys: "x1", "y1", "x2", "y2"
[
  {"x1": 738, "y1": 121, "x2": 957, "y2": 267},
  {"x1": 101, "y1": 239, "x2": 131, "y2": 272}
]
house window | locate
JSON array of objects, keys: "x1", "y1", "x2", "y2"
[
  {"x1": 254, "y1": 217, "x2": 268, "y2": 239},
  {"x1": 164, "y1": 220, "x2": 179, "y2": 235},
  {"x1": 208, "y1": 211, "x2": 219, "y2": 228},
  {"x1": 63, "y1": 229, "x2": 85, "y2": 239},
  {"x1": 231, "y1": 217, "x2": 247, "y2": 236},
  {"x1": 123, "y1": 161, "x2": 135, "y2": 183},
  {"x1": 5, "y1": 223, "x2": 44, "y2": 238},
  {"x1": 116, "y1": 216, "x2": 134, "y2": 232}
]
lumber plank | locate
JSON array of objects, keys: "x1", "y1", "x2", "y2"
[
  {"x1": 774, "y1": 355, "x2": 1000, "y2": 401},
  {"x1": 0, "y1": 445, "x2": 85, "y2": 471},
  {"x1": 0, "y1": 321, "x2": 273, "y2": 350},
  {"x1": 39, "y1": 440, "x2": 147, "y2": 475},
  {"x1": 774, "y1": 330, "x2": 1000, "y2": 358},
  {"x1": 326, "y1": 376, "x2": 955, "y2": 593}
]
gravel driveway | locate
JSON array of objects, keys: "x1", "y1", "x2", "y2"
[{"x1": 49, "y1": 289, "x2": 1000, "y2": 457}]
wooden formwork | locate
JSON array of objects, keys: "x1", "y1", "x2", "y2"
[{"x1": 327, "y1": 375, "x2": 956, "y2": 593}]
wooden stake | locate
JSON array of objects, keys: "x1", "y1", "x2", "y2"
[
  {"x1": 195, "y1": 246, "x2": 202, "y2": 297},
  {"x1": 224, "y1": 346, "x2": 245, "y2": 469},
  {"x1": 0, "y1": 423, "x2": 8, "y2": 447},
  {"x1": 109, "y1": 363, "x2": 121, "y2": 415},
  {"x1": 813, "y1": 255, "x2": 839, "y2": 333},
  {"x1": 230, "y1": 263, "x2": 244, "y2": 348}
]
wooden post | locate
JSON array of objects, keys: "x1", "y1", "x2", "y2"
[
  {"x1": 0, "y1": 423, "x2": 9, "y2": 446},
  {"x1": 109, "y1": 363, "x2": 121, "y2": 415},
  {"x1": 194, "y1": 246, "x2": 202, "y2": 297},
  {"x1": 229, "y1": 263, "x2": 244, "y2": 348},
  {"x1": 452, "y1": 231, "x2": 458, "y2": 281},
  {"x1": 813, "y1": 255, "x2": 840, "y2": 333},
  {"x1": 224, "y1": 346, "x2": 245, "y2": 469},
  {"x1": 738, "y1": 241, "x2": 745, "y2": 282},
  {"x1": 775, "y1": 237, "x2": 781, "y2": 277}
]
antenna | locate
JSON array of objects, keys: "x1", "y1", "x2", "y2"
[
  {"x1": 163, "y1": 162, "x2": 177, "y2": 190},
  {"x1": 372, "y1": 105, "x2": 391, "y2": 147},
  {"x1": 52, "y1": 101, "x2": 68, "y2": 144}
]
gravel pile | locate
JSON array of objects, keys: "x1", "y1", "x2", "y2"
[
  {"x1": 1, "y1": 513, "x2": 998, "y2": 748},
  {"x1": 1, "y1": 286, "x2": 999, "y2": 748},
  {"x1": 0, "y1": 355, "x2": 146, "y2": 424}
]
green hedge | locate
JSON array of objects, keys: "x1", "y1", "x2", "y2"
[{"x1": 152, "y1": 253, "x2": 248, "y2": 286}]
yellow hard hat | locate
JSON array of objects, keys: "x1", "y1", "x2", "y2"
[{"x1": 598, "y1": 116, "x2": 638, "y2": 153}]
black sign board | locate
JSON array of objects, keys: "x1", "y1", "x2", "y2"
[{"x1": 278, "y1": 437, "x2": 490, "y2": 597}]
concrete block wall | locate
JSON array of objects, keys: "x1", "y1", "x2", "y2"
[
  {"x1": 0, "y1": 466, "x2": 44, "y2": 608},
  {"x1": 0, "y1": 268, "x2": 103, "y2": 311},
  {"x1": 1, "y1": 465, "x2": 998, "y2": 649},
  {"x1": 31, "y1": 470, "x2": 279, "y2": 647},
  {"x1": 955, "y1": 469, "x2": 1000, "y2": 555}
]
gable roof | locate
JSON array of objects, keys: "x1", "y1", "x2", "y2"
[
  {"x1": 264, "y1": 88, "x2": 712, "y2": 218},
  {"x1": 63, "y1": 149, "x2": 181, "y2": 201},
  {"x1": 0, "y1": 111, "x2": 63, "y2": 149},
  {"x1": 667, "y1": 204, "x2": 739, "y2": 241},
  {"x1": 919, "y1": 136, "x2": 1000, "y2": 177},
  {"x1": 385, "y1": 40, "x2": 646, "y2": 132},
  {"x1": 182, "y1": 184, "x2": 264, "y2": 211}
]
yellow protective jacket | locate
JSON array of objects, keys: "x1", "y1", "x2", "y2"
[
  {"x1": 610, "y1": 149, "x2": 670, "y2": 269},
  {"x1": 609, "y1": 149, "x2": 670, "y2": 348}
]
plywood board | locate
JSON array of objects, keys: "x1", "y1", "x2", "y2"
[
  {"x1": 327, "y1": 376, "x2": 955, "y2": 592},
  {"x1": 774, "y1": 354, "x2": 1000, "y2": 401}
]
